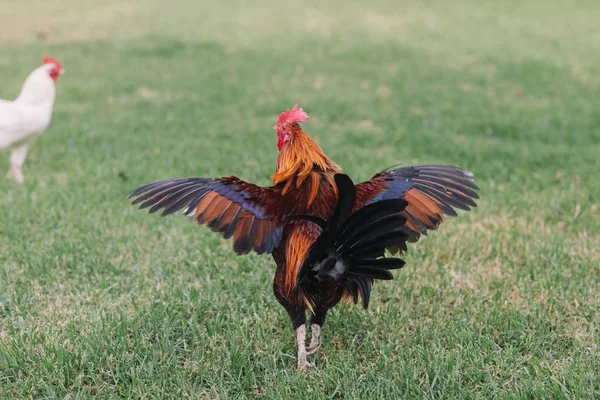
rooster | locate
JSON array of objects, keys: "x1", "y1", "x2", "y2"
[
  {"x1": 0, "y1": 56, "x2": 63, "y2": 183},
  {"x1": 129, "y1": 104, "x2": 479, "y2": 368}
]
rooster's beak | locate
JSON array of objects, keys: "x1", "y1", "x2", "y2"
[{"x1": 59, "y1": 68, "x2": 65, "y2": 75}]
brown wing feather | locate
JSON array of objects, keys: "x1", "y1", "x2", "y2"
[
  {"x1": 403, "y1": 198, "x2": 437, "y2": 230},
  {"x1": 404, "y1": 216, "x2": 419, "y2": 235},
  {"x1": 194, "y1": 192, "x2": 218, "y2": 220},
  {"x1": 253, "y1": 220, "x2": 267, "y2": 249},
  {"x1": 354, "y1": 164, "x2": 479, "y2": 251},
  {"x1": 199, "y1": 195, "x2": 230, "y2": 224},
  {"x1": 213, "y1": 203, "x2": 238, "y2": 230},
  {"x1": 129, "y1": 177, "x2": 284, "y2": 255},
  {"x1": 233, "y1": 214, "x2": 255, "y2": 255},
  {"x1": 407, "y1": 189, "x2": 445, "y2": 221}
]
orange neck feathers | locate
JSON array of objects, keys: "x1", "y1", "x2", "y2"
[
  {"x1": 271, "y1": 126, "x2": 341, "y2": 205},
  {"x1": 271, "y1": 125, "x2": 341, "y2": 295}
]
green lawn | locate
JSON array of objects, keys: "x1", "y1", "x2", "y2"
[{"x1": 1, "y1": 1, "x2": 599, "y2": 398}]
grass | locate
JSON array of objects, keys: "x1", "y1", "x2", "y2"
[{"x1": 1, "y1": 0, "x2": 599, "y2": 398}]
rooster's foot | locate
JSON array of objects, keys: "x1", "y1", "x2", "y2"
[{"x1": 297, "y1": 352, "x2": 314, "y2": 370}]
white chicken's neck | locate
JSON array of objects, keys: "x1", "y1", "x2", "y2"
[{"x1": 15, "y1": 66, "x2": 56, "y2": 107}]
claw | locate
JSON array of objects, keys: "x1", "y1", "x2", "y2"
[{"x1": 297, "y1": 353, "x2": 314, "y2": 370}]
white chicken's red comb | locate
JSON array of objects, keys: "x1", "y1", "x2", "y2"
[{"x1": 42, "y1": 56, "x2": 62, "y2": 69}]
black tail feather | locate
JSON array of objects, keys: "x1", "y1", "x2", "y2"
[
  {"x1": 296, "y1": 174, "x2": 410, "y2": 309},
  {"x1": 351, "y1": 266, "x2": 394, "y2": 280},
  {"x1": 327, "y1": 174, "x2": 356, "y2": 231},
  {"x1": 354, "y1": 257, "x2": 406, "y2": 270}
]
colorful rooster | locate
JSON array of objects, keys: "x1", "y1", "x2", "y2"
[{"x1": 129, "y1": 104, "x2": 479, "y2": 368}]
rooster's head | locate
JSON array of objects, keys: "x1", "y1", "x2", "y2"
[{"x1": 275, "y1": 104, "x2": 309, "y2": 151}]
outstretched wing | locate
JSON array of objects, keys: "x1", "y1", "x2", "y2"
[
  {"x1": 297, "y1": 174, "x2": 409, "y2": 309},
  {"x1": 355, "y1": 165, "x2": 479, "y2": 251},
  {"x1": 128, "y1": 176, "x2": 284, "y2": 255}
]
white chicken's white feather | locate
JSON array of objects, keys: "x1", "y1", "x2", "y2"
[{"x1": 0, "y1": 64, "x2": 56, "y2": 149}]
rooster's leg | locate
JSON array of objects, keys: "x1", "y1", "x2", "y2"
[
  {"x1": 8, "y1": 144, "x2": 29, "y2": 184},
  {"x1": 295, "y1": 324, "x2": 313, "y2": 369},
  {"x1": 274, "y1": 283, "x2": 313, "y2": 369},
  {"x1": 307, "y1": 308, "x2": 328, "y2": 356},
  {"x1": 284, "y1": 306, "x2": 312, "y2": 369}
]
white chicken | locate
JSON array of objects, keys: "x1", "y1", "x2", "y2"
[{"x1": 0, "y1": 56, "x2": 63, "y2": 183}]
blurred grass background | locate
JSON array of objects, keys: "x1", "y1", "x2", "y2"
[{"x1": 0, "y1": 0, "x2": 598, "y2": 398}]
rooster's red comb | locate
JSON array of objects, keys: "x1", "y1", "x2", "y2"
[{"x1": 276, "y1": 104, "x2": 309, "y2": 129}]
